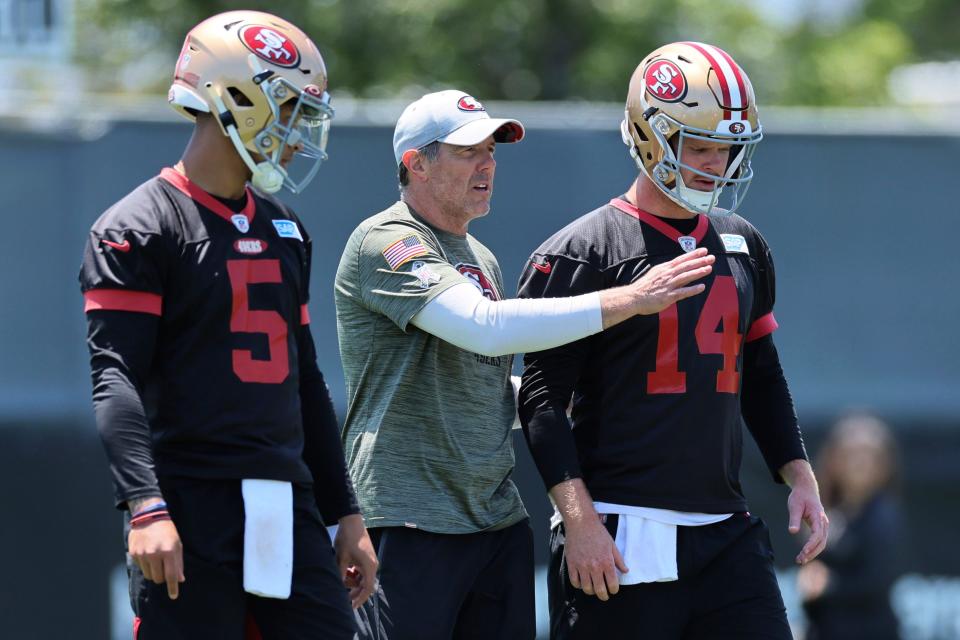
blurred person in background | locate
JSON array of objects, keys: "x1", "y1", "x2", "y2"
[
  {"x1": 799, "y1": 413, "x2": 904, "y2": 640},
  {"x1": 518, "y1": 41, "x2": 828, "y2": 639},
  {"x1": 79, "y1": 11, "x2": 375, "y2": 639}
]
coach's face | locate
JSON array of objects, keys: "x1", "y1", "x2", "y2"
[{"x1": 426, "y1": 135, "x2": 496, "y2": 220}]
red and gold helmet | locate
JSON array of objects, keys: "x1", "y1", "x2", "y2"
[
  {"x1": 621, "y1": 42, "x2": 763, "y2": 215},
  {"x1": 169, "y1": 11, "x2": 333, "y2": 194}
]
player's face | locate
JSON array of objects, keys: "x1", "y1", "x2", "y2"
[
  {"x1": 250, "y1": 102, "x2": 305, "y2": 167},
  {"x1": 677, "y1": 138, "x2": 731, "y2": 191},
  {"x1": 425, "y1": 136, "x2": 496, "y2": 220}
]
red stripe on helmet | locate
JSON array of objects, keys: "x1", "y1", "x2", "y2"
[
  {"x1": 711, "y1": 44, "x2": 748, "y2": 119},
  {"x1": 682, "y1": 42, "x2": 732, "y2": 120}
]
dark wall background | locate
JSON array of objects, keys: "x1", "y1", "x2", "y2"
[{"x1": 1, "y1": 118, "x2": 957, "y2": 638}]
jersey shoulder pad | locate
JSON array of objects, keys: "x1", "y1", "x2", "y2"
[
  {"x1": 91, "y1": 177, "x2": 173, "y2": 238},
  {"x1": 711, "y1": 213, "x2": 771, "y2": 259},
  {"x1": 531, "y1": 202, "x2": 626, "y2": 268}
]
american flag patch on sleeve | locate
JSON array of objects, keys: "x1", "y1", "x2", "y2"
[{"x1": 382, "y1": 235, "x2": 430, "y2": 270}]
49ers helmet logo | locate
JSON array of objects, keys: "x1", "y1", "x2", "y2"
[
  {"x1": 644, "y1": 60, "x2": 687, "y2": 103},
  {"x1": 457, "y1": 95, "x2": 485, "y2": 112},
  {"x1": 456, "y1": 263, "x2": 500, "y2": 300},
  {"x1": 239, "y1": 25, "x2": 300, "y2": 68}
]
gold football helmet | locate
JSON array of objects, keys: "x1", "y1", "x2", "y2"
[
  {"x1": 169, "y1": 10, "x2": 333, "y2": 194},
  {"x1": 621, "y1": 42, "x2": 763, "y2": 216}
]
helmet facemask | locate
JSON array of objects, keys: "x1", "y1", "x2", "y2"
[
  {"x1": 626, "y1": 109, "x2": 762, "y2": 217},
  {"x1": 208, "y1": 56, "x2": 333, "y2": 195},
  {"x1": 247, "y1": 73, "x2": 333, "y2": 194}
]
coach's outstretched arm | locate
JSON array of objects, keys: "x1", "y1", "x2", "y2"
[{"x1": 411, "y1": 248, "x2": 713, "y2": 356}]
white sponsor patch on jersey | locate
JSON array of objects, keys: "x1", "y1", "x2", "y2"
[
  {"x1": 720, "y1": 233, "x2": 749, "y2": 255},
  {"x1": 272, "y1": 219, "x2": 304, "y2": 241}
]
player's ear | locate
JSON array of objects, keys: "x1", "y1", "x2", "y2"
[{"x1": 402, "y1": 149, "x2": 429, "y2": 183}]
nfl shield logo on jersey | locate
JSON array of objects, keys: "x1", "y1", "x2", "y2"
[
  {"x1": 231, "y1": 214, "x2": 250, "y2": 233},
  {"x1": 678, "y1": 235, "x2": 697, "y2": 252}
]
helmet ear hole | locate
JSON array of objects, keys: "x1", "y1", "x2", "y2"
[
  {"x1": 667, "y1": 133, "x2": 680, "y2": 157},
  {"x1": 227, "y1": 87, "x2": 254, "y2": 107},
  {"x1": 726, "y1": 145, "x2": 744, "y2": 175},
  {"x1": 632, "y1": 122, "x2": 649, "y2": 143}
]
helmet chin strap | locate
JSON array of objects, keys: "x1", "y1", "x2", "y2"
[
  {"x1": 674, "y1": 175, "x2": 721, "y2": 213},
  {"x1": 207, "y1": 84, "x2": 287, "y2": 194}
]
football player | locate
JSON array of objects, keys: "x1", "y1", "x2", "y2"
[
  {"x1": 517, "y1": 42, "x2": 829, "y2": 639},
  {"x1": 79, "y1": 11, "x2": 375, "y2": 639}
]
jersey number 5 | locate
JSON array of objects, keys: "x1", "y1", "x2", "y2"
[
  {"x1": 227, "y1": 259, "x2": 289, "y2": 384},
  {"x1": 648, "y1": 275, "x2": 742, "y2": 394}
]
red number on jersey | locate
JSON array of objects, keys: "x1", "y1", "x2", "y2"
[
  {"x1": 649, "y1": 275, "x2": 742, "y2": 394},
  {"x1": 227, "y1": 259, "x2": 289, "y2": 384},
  {"x1": 647, "y1": 304, "x2": 686, "y2": 393},
  {"x1": 695, "y1": 275, "x2": 742, "y2": 393}
]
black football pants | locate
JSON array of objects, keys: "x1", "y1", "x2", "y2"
[
  {"x1": 126, "y1": 477, "x2": 356, "y2": 640},
  {"x1": 356, "y1": 519, "x2": 536, "y2": 640},
  {"x1": 549, "y1": 513, "x2": 792, "y2": 640}
]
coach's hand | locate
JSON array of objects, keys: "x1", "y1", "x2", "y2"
[
  {"x1": 599, "y1": 248, "x2": 714, "y2": 329},
  {"x1": 631, "y1": 247, "x2": 715, "y2": 316},
  {"x1": 780, "y1": 459, "x2": 829, "y2": 564},
  {"x1": 334, "y1": 513, "x2": 378, "y2": 608},
  {"x1": 128, "y1": 517, "x2": 185, "y2": 600}
]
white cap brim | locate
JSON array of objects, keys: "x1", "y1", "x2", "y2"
[{"x1": 439, "y1": 118, "x2": 525, "y2": 147}]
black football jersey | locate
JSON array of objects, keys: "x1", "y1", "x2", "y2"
[
  {"x1": 81, "y1": 168, "x2": 319, "y2": 502},
  {"x1": 518, "y1": 197, "x2": 801, "y2": 513}
]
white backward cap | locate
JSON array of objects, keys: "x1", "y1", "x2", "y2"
[{"x1": 393, "y1": 89, "x2": 525, "y2": 165}]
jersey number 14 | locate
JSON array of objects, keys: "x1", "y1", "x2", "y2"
[{"x1": 648, "y1": 275, "x2": 742, "y2": 394}]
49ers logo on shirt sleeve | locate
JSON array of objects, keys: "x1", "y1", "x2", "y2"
[
  {"x1": 456, "y1": 263, "x2": 500, "y2": 300},
  {"x1": 233, "y1": 238, "x2": 268, "y2": 255},
  {"x1": 644, "y1": 60, "x2": 687, "y2": 103},
  {"x1": 239, "y1": 25, "x2": 300, "y2": 68}
]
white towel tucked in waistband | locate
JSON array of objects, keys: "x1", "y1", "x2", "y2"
[
  {"x1": 613, "y1": 515, "x2": 680, "y2": 585},
  {"x1": 595, "y1": 502, "x2": 733, "y2": 585},
  {"x1": 242, "y1": 479, "x2": 293, "y2": 599}
]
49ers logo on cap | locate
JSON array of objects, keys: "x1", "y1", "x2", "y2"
[
  {"x1": 239, "y1": 25, "x2": 300, "y2": 68},
  {"x1": 457, "y1": 96, "x2": 485, "y2": 112},
  {"x1": 456, "y1": 263, "x2": 500, "y2": 300},
  {"x1": 304, "y1": 84, "x2": 324, "y2": 97},
  {"x1": 644, "y1": 60, "x2": 687, "y2": 103},
  {"x1": 728, "y1": 122, "x2": 746, "y2": 134}
]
